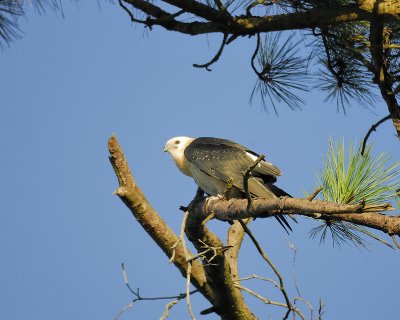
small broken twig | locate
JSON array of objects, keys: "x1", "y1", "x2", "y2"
[{"x1": 307, "y1": 186, "x2": 323, "y2": 201}]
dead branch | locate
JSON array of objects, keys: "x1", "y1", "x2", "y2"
[
  {"x1": 193, "y1": 33, "x2": 229, "y2": 71},
  {"x1": 116, "y1": 263, "x2": 198, "y2": 320},
  {"x1": 237, "y1": 274, "x2": 279, "y2": 288},
  {"x1": 160, "y1": 300, "x2": 179, "y2": 320},
  {"x1": 235, "y1": 285, "x2": 306, "y2": 320},
  {"x1": 238, "y1": 220, "x2": 298, "y2": 320},
  {"x1": 360, "y1": 114, "x2": 391, "y2": 155},
  {"x1": 307, "y1": 186, "x2": 323, "y2": 201}
]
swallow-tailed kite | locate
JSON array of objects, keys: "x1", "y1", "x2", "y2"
[{"x1": 163, "y1": 136, "x2": 293, "y2": 231}]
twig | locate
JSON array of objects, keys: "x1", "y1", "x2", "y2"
[
  {"x1": 251, "y1": 33, "x2": 262, "y2": 79},
  {"x1": 236, "y1": 284, "x2": 286, "y2": 307},
  {"x1": 193, "y1": 33, "x2": 228, "y2": 71},
  {"x1": 186, "y1": 262, "x2": 196, "y2": 320},
  {"x1": 235, "y1": 285, "x2": 306, "y2": 320},
  {"x1": 119, "y1": 0, "x2": 145, "y2": 24},
  {"x1": 115, "y1": 301, "x2": 134, "y2": 320},
  {"x1": 294, "y1": 297, "x2": 314, "y2": 320},
  {"x1": 237, "y1": 274, "x2": 279, "y2": 288},
  {"x1": 243, "y1": 153, "x2": 265, "y2": 210},
  {"x1": 287, "y1": 240, "x2": 315, "y2": 319},
  {"x1": 360, "y1": 114, "x2": 391, "y2": 156},
  {"x1": 307, "y1": 186, "x2": 323, "y2": 201},
  {"x1": 318, "y1": 299, "x2": 325, "y2": 320},
  {"x1": 287, "y1": 240, "x2": 301, "y2": 297},
  {"x1": 160, "y1": 300, "x2": 179, "y2": 320},
  {"x1": 188, "y1": 239, "x2": 232, "y2": 264},
  {"x1": 116, "y1": 263, "x2": 198, "y2": 320},
  {"x1": 179, "y1": 211, "x2": 196, "y2": 320},
  {"x1": 237, "y1": 220, "x2": 302, "y2": 320}
]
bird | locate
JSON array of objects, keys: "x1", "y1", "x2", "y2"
[{"x1": 163, "y1": 136, "x2": 294, "y2": 231}]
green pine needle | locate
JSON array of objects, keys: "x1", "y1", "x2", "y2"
[{"x1": 310, "y1": 138, "x2": 399, "y2": 249}]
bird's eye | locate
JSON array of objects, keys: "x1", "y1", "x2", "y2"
[{"x1": 175, "y1": 140, "x2": 180, "y2": 145}]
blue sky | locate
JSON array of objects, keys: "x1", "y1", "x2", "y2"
[{"x1": 1, "y1": 2, "x2": 399, "y2": 319}]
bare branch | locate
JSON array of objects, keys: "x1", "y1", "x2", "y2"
[
  {"x1": 361, "y1": 114, "x2": 392, "y2": 156},
  {"x1": 250, "y1": 33, "x2": 262, "y2": 79},
  {"x1": 235, "y1": 285, "x2": 306, "y2": 320},
  {"x1": 160, "y1": 300, "x2": 179, "y2": 320},
  {"x1": 237, "y1": 274, "x2": 279, "y2": 288},
  {"x1": 116, "y1": 263, "x2": 198, "y2": 320},
  {"x1": 193, "y1": 33, "x2": 228, "y2": 71},
  {"x1": 238, "y1": 220, "x2": 296, "y2": 320},
  {"x1": 236, "y1": 284, "x2": 286, "y2": 308}
]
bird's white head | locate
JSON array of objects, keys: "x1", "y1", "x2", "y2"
[{"x1": 163, "y1": 136, "x2": 194, "y2": 176}]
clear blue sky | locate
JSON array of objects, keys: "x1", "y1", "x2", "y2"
[{"x1": 1, "y1": 2, "x2": 399, "y2": 319}]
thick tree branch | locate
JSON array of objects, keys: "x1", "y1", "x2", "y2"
[
  {"x1": 161, "y1": 0, "x2": 230, "y2": 24},
  {"x1": 185, "y1": 196, "x2": 257, "y2": 320},
  {"x1": 122, "y1": 1, "x2": 400, "y2": 36},
  {"x1": 108, "y1": 134, "x2": 215, "y2": 304},
  {"x1": 369, "y1": 3, "x2": 400, "y2": 136},
  {"x1": 191, "y1": 196, "x2": 400, "y2": 236},
  {"x1": 122, "y1": 0, "x2": 222, "y2": 35}
]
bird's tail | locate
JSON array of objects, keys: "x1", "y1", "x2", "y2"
[{"x1": 267, "y1": 184, "x2": 298, "y2": 233}]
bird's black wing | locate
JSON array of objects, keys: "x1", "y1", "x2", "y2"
[{"x1": 184, "y1": 137, "x2": 280, "y2": 190}]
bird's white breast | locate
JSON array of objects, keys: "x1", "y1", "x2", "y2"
[{"x1": 188, "y1": 163, "x2": 226, "y2": 196}]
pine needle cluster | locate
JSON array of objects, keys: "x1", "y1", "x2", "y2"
[{"x1": 310, "y1": 139, "x2": 399, "y2": 248}]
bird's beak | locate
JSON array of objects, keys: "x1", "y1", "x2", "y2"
[{"x1": 163, "y1": 146, "x2": 168, "y2": 153}]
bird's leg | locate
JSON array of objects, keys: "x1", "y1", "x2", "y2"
[
  {"x1": 203, "y1": 179, "x2": 235, "y2": 225},
  {"x1": 223, "y1": 178, "x2": 234, "y2": 199}
]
